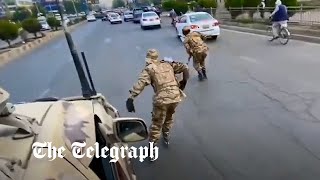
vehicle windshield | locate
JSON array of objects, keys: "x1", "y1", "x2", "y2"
[
  {"x1": 143, "y1": 12, "x2": 157, "y2": 17},
  {"x1": 125, "y1": 12, "x2": 133, "y2": 15},
  {"x1": 189, "y1": 13, "x2": 213, "y2": 22},
  {"x1": 111, "y1": 14, "x2": 119, "y2": 18},
  {"x1": 134, "y1": 10, "x2": 143, "y2": 14}
]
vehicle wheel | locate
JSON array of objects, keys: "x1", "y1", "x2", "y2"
[
  {"x1": 158, "y1": 25, "x2": 161, "y2": 29},
  {"x1": 141, "y1": 26, "x2": 145, "y2": 30},
  {"x1": 212, "y1": 36, "x2": 218, "y2": 40}
]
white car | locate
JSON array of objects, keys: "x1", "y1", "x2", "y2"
[
  {"x1": 109, "y1": 13, "x2": 122, "y2": 24},
  {"x1": 39, "y1": 21, "x2": 50, "y2": 30},
  {"x1": 140, "y1": 11, "x2": 161, "y2": 30},
  {"x1": 175, "y1": 12, "x2": 220, "y2": 41},
  {"x1": 123, "y1": 11, "x2": 133, "y2": 22},
  {"x1": 86, "y1": 14, "x2": 96, "y2": 22}
]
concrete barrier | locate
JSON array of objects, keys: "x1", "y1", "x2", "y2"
[{"x1": 0, "y1": 20, "x2": 87, "y2": 68}]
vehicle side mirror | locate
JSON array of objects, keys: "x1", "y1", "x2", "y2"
[{"x1": 113, "y1": 117, "x2": 148, "y2": 143}]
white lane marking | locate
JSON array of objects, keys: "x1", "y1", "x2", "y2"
[
  {"x1": 239, "y1": 56, "x2": 259, "y2": 64},
  {"x1": 104, "y1": 38, "x2": 112, "y2": 44},
  {"x1": 222, "y1": 28, "x2": 320, "y2": 47},
  {"x1": 39, "y1": 88, "x2": 50, "y2": 98}
]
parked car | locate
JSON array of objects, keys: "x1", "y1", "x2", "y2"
[
  {"x1": 87, "y1": 14, "x2": 97, "y2": 22},
  {"x1": 123, "y1": 11, "x2": 133, "y2": 22},
  {"x1": 39, "y1": 21, "x2": 50, "y2": 30},
  {"x1": 140, "y1": 11, "x2": 161, "y2": 30},
  {"x1": 133, "y1": 9, "x2": 143, "y2": 23},
  {"x1": 109, "y1": 13, "x2": 122, "y2": 24},
  {"x1": 175, "y1": 12, "x2": 220, "y2": 42}
]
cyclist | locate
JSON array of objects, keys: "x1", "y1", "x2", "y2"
[
  {"x1": 269, "y1": 0, "x2": 289, "y2": 41},
  {"x1": 170, "y1": 9, "x2": 177, "y2": 25}
]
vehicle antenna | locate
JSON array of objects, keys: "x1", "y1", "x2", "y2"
[{"x1": 56, "y1": 0, "x2": 93, "y2": 98}]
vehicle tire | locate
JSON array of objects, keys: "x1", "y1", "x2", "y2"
[
  {"x1": 158, "y1": 25, "x2": 161, "y2": 29},
  {"x1": 141, "y1": 25, "x2": 145, "y2": 30},
  {"x1": 279, "y1": 27, "x2": 290, "y2": 45},
  {"x1": 212, "y1": 36, "x2": 218, "y2": 40}
]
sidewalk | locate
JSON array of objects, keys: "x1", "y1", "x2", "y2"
[{"x1": 220, "y1": 20, "x2": 320, "y2": 43}]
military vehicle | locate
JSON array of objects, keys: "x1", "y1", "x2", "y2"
[{"x1": 0, "y1": 1, "x2": 149, "y2": 179}]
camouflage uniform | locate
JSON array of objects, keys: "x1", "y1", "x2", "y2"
[
  {"x1": 183, "y1": 31, "x2": 209, "y2": 76},
  {"x1": 128, "y1": 49, "x2": 188, "y2": 144}
]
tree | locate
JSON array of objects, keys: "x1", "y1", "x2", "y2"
[
  {"x1": 112, "y1": 0, "x2": 125, "y2": 8},
  {"x1": 47, "y1": 17, "x2": 60, "y2": 31},
  {"x1": 197, "y1": 0, "x2": 217, "y2": 8},
  {"x1": 31, "y1": 3, "x2": 47, "y2": 17},
  {"x1": 0, "y1": 20, "x2": 19, "y2": 47},
  {"x1": 63, "y1": 1, "x2": 83, "y2": 14},
  {"x1": 12, "y1": 7, "x2": 32, "y2": 22},
  {"x1": 22, "y1": 18, "x2": 42, "y2": 38}
]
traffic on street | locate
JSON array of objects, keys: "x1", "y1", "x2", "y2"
[{"x1": 1, "y1": 12, "x2": 320, "y2": 179}]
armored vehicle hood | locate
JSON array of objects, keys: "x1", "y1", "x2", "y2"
[{"x1": 0, "y1": 94, "x2": 120, "y2": 180}]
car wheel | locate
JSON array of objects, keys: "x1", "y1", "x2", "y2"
[
  {"x1": 158, "y1": 25, "x2": 161, "y2": 29},
  {"x1": 141, "y1": 25, "x2": 145, "y2": 30},
  {"x1": 212, "y1": 36, "x2": 218, "y2": 40}
]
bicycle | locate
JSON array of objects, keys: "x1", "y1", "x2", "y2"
[{"x1": 266, "y1": 20, "x2": 291, "y2": 45}]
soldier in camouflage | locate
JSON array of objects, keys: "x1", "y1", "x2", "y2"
[
  {"x1": 126, "y1": 49, "x2": 189, "y2": 161},
  {"x1": 182, "y1": 26, "x2": 209, "y2": 81}
]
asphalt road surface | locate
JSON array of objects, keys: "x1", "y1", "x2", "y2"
[{"x1": 1, "y1": 18, "x2": 320, "y2": 180}]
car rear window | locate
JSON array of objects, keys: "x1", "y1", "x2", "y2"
[
  {"x1": 125, "y1": 12, "x2": 132, "y2": 15},
  {"x1": 111, "y1": 14, "x2": 118, "y2": 17},
  {"x1": 189, "y1": 13, "x2": 213, "y2": 22},
  {"x1": 143, "y1": 12, "x2": 157, "y2": 17},
  {"x1": 134, "y1": 10, "x2": 143, "y2": 14}
]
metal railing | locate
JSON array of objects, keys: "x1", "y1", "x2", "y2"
[{"x1": 195, "y1": 5, "x2": 320, "y2": 25}]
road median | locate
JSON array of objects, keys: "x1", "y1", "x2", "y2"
[
  {"x1": 0, "y1": 20, "x2": 87, "y2": 68},
  {"x1": 220, "y1": 21, "x2": 320, "y2": 44}
]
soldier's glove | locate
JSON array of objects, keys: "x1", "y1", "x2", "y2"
[
  {"x1": 179, "y1": 80, "x2": 187, "y2": 91},
  {"x1": 126, "y1": 98, "x2": 135, "y2": 113}
]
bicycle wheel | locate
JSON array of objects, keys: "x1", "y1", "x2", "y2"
[{"x1": 279, "y1": 28, "x2": 290, "y2": 45}]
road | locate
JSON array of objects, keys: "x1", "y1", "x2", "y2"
[{"x1": 1, "y1": 18, "x2": 320, "y2": 180}]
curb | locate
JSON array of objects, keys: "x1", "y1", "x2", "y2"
[
  {"x1": 220, "y1": 24, "x2": 320, "y2": 44},
  {"x1": 0, "y1": 21, "x2": 87, "y2": 68}
]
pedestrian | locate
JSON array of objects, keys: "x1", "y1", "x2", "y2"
[
  {"x1": 126, "y1": 49, "x2": 189, "y2": 162},
  {"x1": 182, "y1": 26, "x2": 209, "y2": 81},
  {"x1": 258, "y1": 0, "x2": 266, "y2": 19}
]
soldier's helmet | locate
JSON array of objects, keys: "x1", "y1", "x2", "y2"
[
  {"x1": 182, "y1": 26, "x2": 191, "y2": 36},
  {"x1": 146, "y1": 49, "x2": 159, "y2": 60},
  {"x1": 0, "y1": 87, "x2": 9, "y2": 113}
]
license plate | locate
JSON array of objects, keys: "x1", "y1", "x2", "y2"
[{"x1": 203, "y1": 25, "x2": 209, "y2": 29}]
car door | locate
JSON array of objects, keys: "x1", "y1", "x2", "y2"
[{"x1": 175, "y1": 15, "x2": 188, "y2": 37}]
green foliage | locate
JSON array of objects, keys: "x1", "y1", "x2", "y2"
[
  {"x1": 31, "y1": 4, "x2": 47, "y2": 17},
  {"x1": 63, "y1": 1, "x2": 83, "y2": 14},
  {"x1": 112, "y1": 0, "x2": 125, "y2": 8},
  {"x1": 0, "y1": 20, "x2": 19, "y2": 47},
  {"x1": 46, "y1": 17, "x2": 60, "y2": 31},
  {"x1": 162, "y1": 0, "x2": 189, "y2": 14},
  {"x1": 12, "y1": 7, "x2": 32, "y2": 22},
  {"x1": 22, "y1": 18, "x2": 42, "y2": 38},
  {"x1": 266, "y1": 0, "x2": 298, "y2": 6},
  {"x1": 197, "y1": 0, "x2": 216, "y2": 8}
]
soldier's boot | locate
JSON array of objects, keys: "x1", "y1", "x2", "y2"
[
  {"x1": 162, "y1": 132, "x2": 170, "y2": 146},
  {"x1": 202, "y1": 68, "x2": 207, "y2": 79},
  {"x1": 198, "y1": 71, "x2": 204, "y2": 81}
]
